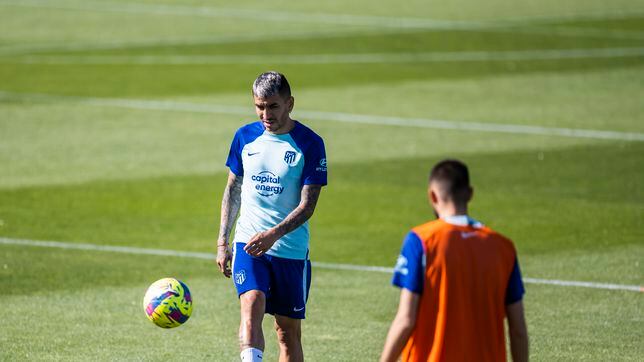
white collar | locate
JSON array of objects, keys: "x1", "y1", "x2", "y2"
[{"x1": 442, "y1": 215, "x2": 483, "y2": 228}]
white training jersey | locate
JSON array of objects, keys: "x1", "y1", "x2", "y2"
[{"x1": 225, "y1": 121, "x2": 327, "y2": 260}]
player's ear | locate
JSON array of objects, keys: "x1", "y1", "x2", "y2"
[
  {"x1": 466, "y1": 186, "x2": 473, "y2": 203},
  {"x1": 429, "y1": 188, "x2": 439, "y2": 205},
  {"x1": 287, "y1": 96, "x2": 294, "y2": 113}
]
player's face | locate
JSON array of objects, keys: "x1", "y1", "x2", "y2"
[{"x1": 254, "y1": 94, "x2": 294, "y2": 134}]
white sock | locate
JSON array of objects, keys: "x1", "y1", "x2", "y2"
[{"x1": 240, "y1": 347, "x2": 263, "y2": 362}]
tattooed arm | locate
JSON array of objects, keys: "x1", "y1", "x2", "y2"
[
  {"x1": 244, "y1": 184, "x2": 322, "y2": 257},
  {"x1": 216, "y1": 171, "x2": 243, "y2": 277}
]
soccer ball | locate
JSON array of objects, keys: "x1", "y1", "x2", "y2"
[{"x1": 143, "y1": 277, "x2": 193, "y2": 328}]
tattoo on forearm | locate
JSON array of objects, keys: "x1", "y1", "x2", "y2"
[
  {"x1": 275, "y1": 185, "x2": 322, "y2": 237},
  {"x1": 218, "y1": 175, "x2": 243, "y2": 243}
]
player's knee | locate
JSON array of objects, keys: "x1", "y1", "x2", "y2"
[
  {"x1": 240, "y1": 291, "x2": 265, "y2": 317},
  {"x1": 274, "y1": 321, "x2": 301, "y2": 345},
  {"x1": 240, "y1": 290, "x2": 264, "y2": 305}
]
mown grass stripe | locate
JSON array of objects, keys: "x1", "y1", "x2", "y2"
[
  {"x1": 0, "y1": 0, "x2": 490, "y2": 30},
  {"x1": 0, "y1": 28, "x2": 410, "y2": 56},
  {"x1": 10, "y1": 47, "x2": 644, "y2": 65},
  {"x1": 2, "y1": 0, "x2": 642, "y2": 42},
  {"x1": 1, "y1": 27, "x2": 642, "y2": 58},
  {"x1": 4, "y1": 0, "x2": 644, "y2": 31},
  {"x1": 1, "y1": 91, "x2": 642, "y2": 142},
  {"x1": 1, "y1": 237, "x2": 641, "y2": 293}
]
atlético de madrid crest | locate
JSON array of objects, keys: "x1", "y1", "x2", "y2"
[
  {"x1": 235, "y1": 270, "x2": 246, "y2": 285},
  {"x1": 284, "y1": 151, "x2": 297, "y2": 166}
]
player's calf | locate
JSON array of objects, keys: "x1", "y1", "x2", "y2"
[
  {"x1": 274, "y1": 315, "x2": 303, "y2": 362},
  {"x1": 239, "y1": 290, "x2": 266, "y2": 351}
]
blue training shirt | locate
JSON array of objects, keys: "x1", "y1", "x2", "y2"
[{"x1": 226, "y1": 121, "x2": 327, "y2": 260}]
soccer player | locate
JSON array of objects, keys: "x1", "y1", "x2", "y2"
[
  {"x1": 215, "y1": 71, "x2": 327, "y2": 362},
  {"x1": 380, "y1": 159, "x2": 529, "y2": 362}
]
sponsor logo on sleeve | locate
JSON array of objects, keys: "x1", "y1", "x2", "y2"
[
  {"x1": 316, "y1": 158, "x2": 327, "y2": 172},
  {"x1": 394, "y1": 255, "x2": 409, "y2": 276}
]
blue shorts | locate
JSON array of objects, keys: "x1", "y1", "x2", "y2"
[{"x1": 232, "y1": 243, "x2": 312, "y2": 319}]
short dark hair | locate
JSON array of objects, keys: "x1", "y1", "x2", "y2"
[
  {"x1": 429, "y1": 159, "x2": 471, "y2": 202},
  {"x1": 252, "y1": 71, "x2": 291, "y2": 99}
]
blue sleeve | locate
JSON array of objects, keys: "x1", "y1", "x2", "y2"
[
  {"x1": 392, "y1": 231, "x2": 425, "y2": 294},
  {"x1": 302, "y1": 136, "x2": 327, "y2": 186},
  {"x1": 225, "y1": 129, "x2": 244, "y2": 176},
  {"x1": 505, "y1": 258, "x2": 525, "y2": 305}
]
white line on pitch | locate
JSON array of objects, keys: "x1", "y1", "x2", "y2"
[
  {"x1": 1, "y1": 237, "x2": 641, "y2": 293},
  {"x1": 0, "y1": 0, "x2": 491, "y2": 30},
  {"x1": 0, "y1": 3, "x2": 639, "y2": 59},
  {"x1": 2, "y1": 0, "x2": 642, "y2": 42},
  {"x1": 0, "y1": 30, "x2": 363, "y2": 56},
  {"x1": 515, "y1": 26, "x2": 644, "y2": 41},
  {"x1": 10, "y1": 47, "x2": 644, "y2": 65},
  {"x1": 490, "y1": 8, "x2": 644, "y2": 24},
  {"x1": 0, "y1": 28, "x2": 413, "y2": 56},
  {"x1": 3, "y1": 0, "x2": 644, "y2": 33},
  {"x1": 1, "y1": 0, "x2": 642, "y2": 47},
  {"x1": 0, "y1": 27, "x2": 640, "y2": 58},
  {"x1": 0, "y1": 91, "x2": 642, "y2": 142},
  {"x1": 1, "y1": 27, "x2": 641, "y2": 58}
]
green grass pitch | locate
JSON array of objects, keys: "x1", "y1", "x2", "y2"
[{"x1": 0, "y1": 0, "x2": 643, "y2": 360}]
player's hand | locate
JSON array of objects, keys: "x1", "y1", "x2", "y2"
[
  {"x1": 216, "y1": 244, "x2": 232, "y2": 278},
  {"x1": 244, "y1": 229, "x2": 280, "y2": 257}
]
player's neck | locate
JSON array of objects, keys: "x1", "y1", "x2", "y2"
[{"x1": 436, "y1": 203, "x2": 468, "y2": 218}]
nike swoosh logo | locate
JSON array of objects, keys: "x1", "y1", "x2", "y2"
[
  {"x1": 247, "y1": 152, "x2": 260, "y2": 156},
  {"x1": 461, "y1": 231, "x2": 478, "y2": 239},
  {"x1": 293, "y1": 306, "x2": 305, "y2": 312}
]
